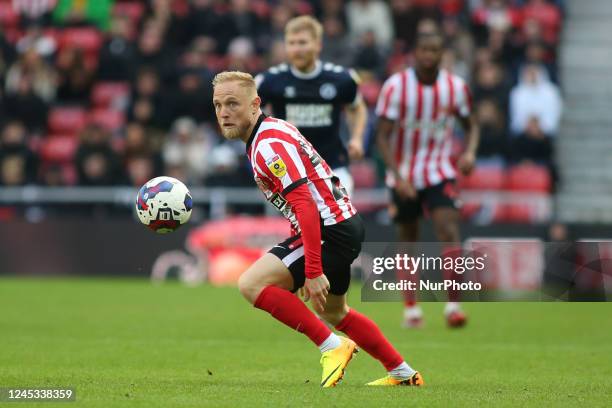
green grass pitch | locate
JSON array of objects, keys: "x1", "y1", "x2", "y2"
[{"x1": 1, "y1": 277, "x2": 611, "y2": 407}]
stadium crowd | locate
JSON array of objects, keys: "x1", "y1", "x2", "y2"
[{"x1": 0, "y1": 0, "x2": 564, "y2": 212}]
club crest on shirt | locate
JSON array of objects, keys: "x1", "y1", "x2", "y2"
[
  {"x1": 266, "y1": 154, "x2": 287, "y2": 178},
  {"x1": 284, "y1": 86, "x2": 296, "y2": 98},
  {"x1": 319, "y1": 83, "x2": 337, "y2": 100}
]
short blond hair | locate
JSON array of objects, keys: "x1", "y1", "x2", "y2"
[
  {"x1": 212, "y1": 71, "x2": 257, "y2": 97},
  {"x1": 285, "y1": 15, "x2": 323, "y2": 41}
]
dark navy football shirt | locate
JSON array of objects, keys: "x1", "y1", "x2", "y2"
[{"x1": 255, "y1": 61, "x2": 360, "y2": 169}]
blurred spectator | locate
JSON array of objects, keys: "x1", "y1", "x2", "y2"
[
  {"x1": 163, "y1": 117, "x2": 215, "y2": 185},
  {"x1": 52, "y1": 0, "x2": 113, "y2": 30},
  {"x1": 135, "y1": 19, "x2": 176, "y2": 81},
  {"x1": 475, "y1": 99, "x2": 507, "y2": 161},
  {"x1": 441, "y1": 48, "x2": 470, "y2": 84},
  {"x1": 320, "y1": 17, "x2": 353, "y2": 67},
  {"x1": 225, "y1": 37, "x2": 261, "y2": 74},
  {"x1": 0, "y1": 28, "x2": 17, "y2": 80},
  {"x1": 442, "y1": 16, "x2": 475, "y2": 78},
  {"x1": 56, "y1": 47, "x2": 94, "y2": 104},
  {"x1": 0, "y1": 121, "x2": 37, "y2": 186},
  {"x1": 97, "y1": 15, "x2": 137, "y2": 81},
  {"x1": 40, "y1": 163, "x2": 68, "y2": 186},
  {"x1": 13, "y1": 0, "x2": 55, "y2": 25},
  {"x1": 510, "y1": 63, "x2": 562, "y2": 135},
  {"x1": 125, "y1": 153, "x2": 157, "y2": 187},
  {"x1": 204, "y1": 144, "x2": 251, "y2": 187},
  {"x1": 320, "y1": 0, "x2": 347, "y2": 28},
  {"x1": 509, "y1": 116, "x2": 553, "y2": 165},
  {"x1": 222, "y1": 0, "x2": 269, "y2": 55},
  {"x1": 127, "y1": 66, "x2": 169, "y2": 130},
  {"x1": 171, "y1": 67, "x2": 215, "y2": 124},
  {"x1": 74, "y1": 124, "x2": 123, "y2": 185},
  {"x1": 346, "y1": 0, "x2": 394, "y2": 51},
  {"x1": 390, "y1": 0, "x2": 421, "y2": 52},
  {"x1": 522, "y1": 0, "x2": 562, "y2": 45},
  {"x1": 265, "y1": 39, "x2": 287, "y2": 67},
  {"x1": 3, "y1": 74, "x2": 49, "y2": 133},
  {"x1": 473, "y1": 61, "x2": 510, "y2": 111},
  {"x1": 520, "y1": 40, "x2": 557, "y2": 84},
  {"x1": 353, "y1": 31, "x2": 385, "y2": 77},
  {"x1": 5, "y1": 48, "x2": 56, "y2": 102},
  {"x1": 269, "y1": 4, "x2": 294, "y2": 43},
  {"x1": 185, "y1": 0, "x2": 225, "y2": 53},
  {"x1": 15, "y1": 26, "x2": 57, "y2": 59},
  {"x1": 123, "y1": 122, "x2": 164, "y2": 180},
  {"x1": 471, "y1": 0, "x2": 522, "y2": 46}
]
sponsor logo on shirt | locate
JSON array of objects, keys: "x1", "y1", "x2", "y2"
[
  {"x1": 286, "y1": 104, "x2": 333, "y2": 127},
  {"x1": 266, "y1": 154, "x2": 287, "y2": 178},
  {"x1": 270, "y1": 193, "x2": 287, "y2": 210}
]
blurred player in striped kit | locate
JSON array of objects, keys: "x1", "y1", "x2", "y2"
[{"x1": 376, "y1": 31, "x2": 480, "y2": 328}]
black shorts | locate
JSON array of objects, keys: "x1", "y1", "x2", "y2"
[
  {"x1": 269, "y1": 215, "x2": 365, "y2": 295},
  {"x1": 391, "y1": 179, "x2": 459, "y2": 223}
]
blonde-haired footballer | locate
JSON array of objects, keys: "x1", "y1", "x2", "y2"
[{"x1": 212, "y1": 71, "x2": 423, "y2": 387}]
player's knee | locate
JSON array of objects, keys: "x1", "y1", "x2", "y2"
[
  {"x1": 320, "y1": 304, "x2": 349, "y2": 327},
  {"x1": 433, "y1": 221, "x2": 459, "y2": 242},
  {"x1": 238, "y1": 273, "x2": 262, "y2": 304}
]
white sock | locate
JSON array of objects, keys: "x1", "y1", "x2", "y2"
[
  {"x1": 318, "y1": 333, "x2": 342, "y2": 353},
  {"x1": 388, "y1": 361, "x2": 416, "y2": 380},
  {"x1": 444, "y1": 302, "x2": 461, "y2": 316},
  {"x1": 404, "y1": 305, "x2": 423, "y2": 319}
]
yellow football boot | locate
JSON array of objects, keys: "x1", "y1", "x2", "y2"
[
  {"x1": 366, "y1": 371, "x2": 424, "y2": 386},
  {"x1": 320, "y1": 336, "x2": 358, "y2": 388}
]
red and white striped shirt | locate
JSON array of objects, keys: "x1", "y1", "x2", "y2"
[
  {"x1": 247, "y1": 115, "x2": 357, "y2": 233},
  {"x1": 376, "y1": 68, "x2": 473, "y2": 190}
]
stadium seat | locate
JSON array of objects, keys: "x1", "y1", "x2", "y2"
[
  {"x1": 47, "y1": 107, "x2": 88, "y2": 135},
  {"x1": 506, "y1": 164, "x2": 551, "y2": 192},
  {"x1": 493, "y1": 203, "x2": 536, "y2": 224},
  {"x1": 112, "y1": 1, "x2": 145, "y2": 22},
  {"x1": 458, "y1": 166, "x2": 505, "y2": 190},
  {"x1": 91, "y1": 81, "x2": 130, "y2": 109},
  {"x1": 88, "y1": 109, "x2": 126, "y2": 132},
  {"x1": 0, "y1": 2, "x2": 19, "y2": 28},
  {"x1": 39, "y1": 136, "x2": 79, "y2": 163},
  {"x1": 350, "y1": 160, "x2": 377, "y2": 189},
  {"x1": 58, "y1": 28, "x2": 103, "y2": 56},
  {"x1": 359, "y1": 79, "x2": 382, "y2": 107}
]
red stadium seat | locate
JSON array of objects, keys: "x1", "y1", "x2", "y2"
[
  {"x1": 39, "y1": 136, "x2": 79, "y2": 163},
  {"x1": 47, "y1": 107, "x2": 88, "y2": 135},
  {"x1": 359, "y1": 79, "x2": 382, "y2": 107},
  {"x1": 493, "y1": 203, "x2": 536, "y2": 224},
  {"x1": 91, "y1": 81, "x2": 130, "y2": 108},
  {"x1": 59, "y1": 28, "x2": 103, "y2": 55},
  {"x1": 0, "y1": 2, "x2": 19, "y2": 28},
  {"x1": 88, "y1": 109, "x2": 126, "y2": 131},
  {"x1": 112, "y1": 1, "x2": 145, "y2": 22},
  {"x1": 350, "y1": 160, "x2": 377, "y2": 189},
  {"x1": 505, "y1": 164, "x2": 551, "y2": 192},
  {"x1": 458, "y1": 166, "x2": 505, "y2": 190}
]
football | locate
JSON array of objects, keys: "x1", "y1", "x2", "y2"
[{"x1": 135, "y1": 176, "x2": 193, "y2": 233}]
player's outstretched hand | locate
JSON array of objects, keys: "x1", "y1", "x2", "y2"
[
  {"x1": 303, "y1": 275, "x2": 330, "y2": 313},
  {"x1": 395, "y1": 178, "x2": 417, "y2": 200},
  {"x1": 348, "y1": 139, "x2": 364, "y2": 161},
  {"x1": 457, "y1": 151, "x2": 476, "y2": 175}
]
